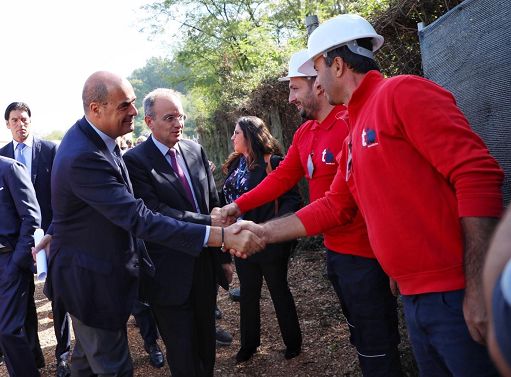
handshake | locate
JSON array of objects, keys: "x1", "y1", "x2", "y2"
[{"x1": 209, "y1": 203, "x2": 266, "y2": 259}]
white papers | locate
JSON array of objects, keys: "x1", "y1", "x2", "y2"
[{"x1": 33, "y1": 228, "x2": 47, "y2": 281}]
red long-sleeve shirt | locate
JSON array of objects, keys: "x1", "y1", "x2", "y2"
[
  {"x1": 297, "y1": 71, "x2": 504, "y2": 294},
  {"x1": 236, "y1": 106, "x2": 373, "y2": 258}
]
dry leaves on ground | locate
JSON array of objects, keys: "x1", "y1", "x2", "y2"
[{"x1": 0, "y1": 247, "x2": 418, "y2": 377}]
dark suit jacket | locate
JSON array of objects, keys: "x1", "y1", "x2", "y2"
[
  {"x1": 0, "y1": 156, "x2": 41, "y2": 272},
  {"x1": 0, "y1": 137, "x2": 57, "y2": 232},
  {"x1": 47, "y1": 117, "x2": 206, "y2": 330},
  {"x1": 221, "y1": 154, "x2": 302, "y2": 263},
  {"x1": 123, "y1": 137, "x2": 231, "y2": 305}
]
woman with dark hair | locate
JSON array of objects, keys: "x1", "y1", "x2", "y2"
[{"x1": 221, "y1": 116, "x2": 303, "y2": 363}]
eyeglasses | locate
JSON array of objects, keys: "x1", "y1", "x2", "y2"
[{"x1": 162, "y1": 113, "x2": 187, "y2": 123}]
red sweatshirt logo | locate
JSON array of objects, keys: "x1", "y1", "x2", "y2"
[{"x1": 361, "y1": 128, "x2": 379, "y2": 148}]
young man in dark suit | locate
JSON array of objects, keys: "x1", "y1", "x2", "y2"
[
  {"x1": 1, "y1": 102, "x2": 72, "y2": 377},
  {"x1": 0, "y1": 155, "x2": 41, "y2": 377},
  {"x1": 123, "y1": 88, "x2": 232, "y2": 377},
  {"x1": 44, "y1": 71, "x2": 262, "y2": 377}
]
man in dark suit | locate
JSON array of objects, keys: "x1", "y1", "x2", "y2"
[
  {"x1": 124, "y1": 88, "x2": 232, "y2": 377},
  {"x1": 0, "y1": 155, "x2": 41, "y2": 377},
  {"x1": 45, "y1": 71, "x2": 262, "y2": 377},
  {"x1": 1, "y1": 102, "x2": 72, "y2": 377}
]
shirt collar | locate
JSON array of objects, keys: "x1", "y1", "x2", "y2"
[
  {"x1": 311, "y1": 104, "x2": 348, "y2": 131},
  {"x1": 13, "y1": 133, "x2": 34, "y2": 149},
  {"x1": 151, "y1": 134, "x2": 180, "y2": 157},
  {"x1": 85, "y1": 117, "x2": 118, "y2": 154},
  {"x1": 347, "y1": 70, "x2": 383, "y2": 119}
]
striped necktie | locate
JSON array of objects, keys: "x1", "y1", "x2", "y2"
[{"x1": 168, "y1": 148, "x2": 195, "y2": 205}]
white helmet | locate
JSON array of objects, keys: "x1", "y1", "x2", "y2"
[
  {"x1": 278, "y1": 49, "x2": 317, "y2": 82},
  {"x1": 299, "y1": 14, "x2": 383, "y2": 74}
]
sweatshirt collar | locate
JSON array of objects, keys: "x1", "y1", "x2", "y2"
[
  {"x1": 348, "y1": 70, "x2": 384, "y2": 118},
  {"x1": 311, "y1": 104, "x2": 348, "y2": 131}
]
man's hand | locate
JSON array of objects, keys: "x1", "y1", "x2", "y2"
[
  {"x1": 220, "y1": 203, "x2": 242, "y2": 225},
  {"x1": 31, "y1": 233, "x2": 52, "y2": 262},
  {"x1": 389, "y1": 277, "x2": 399, "y2": 296},
  {"x1": 461, "y1": 216, "x2": 499, "y2": 344},
  {"x1": 463, "y1": 287, "x2": 487, "y2": 344},
  {"x1": 223, "y1": 221, "x2": 265, "y2": 259},
  {"x1": 211, "y1": 207, "x2": 235, "y2": 227},
  {"x1": 222, "y1": 262, "x2": 234, "y2": 284}
]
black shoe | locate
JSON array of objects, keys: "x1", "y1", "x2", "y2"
[
  {"x1": 216, "y1": 326, "x2": 232, "y2": 346},
  {"x1": 284, "y1": 347, "x2": 301, "y2": 360},
  {"x1": 215, "y1": 306, "x2": 223, "y2": 320},
  {"x1": 0, "y1": 353, "x2": 3, "y2": 365},
  {"x1": 145, "y1": 343, "x2": 164, "y2": 368},
  {"x1": 229, "y1": 287, "x2": 240, "y2": 302},
  {"x1": 56, "y1": 361, "x2": 71, "y2": 377},
  {"x1": 235, "y1": 347, "x2": 257, "y2": 363}
]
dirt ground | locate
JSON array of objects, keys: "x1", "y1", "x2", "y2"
[{"x1": 0, "y1": 246, "x2": 419, "y2": 377}]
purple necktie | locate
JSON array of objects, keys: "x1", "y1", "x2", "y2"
[{"x1": 168, "y1": 149, "x2": 195, "y2": 205}]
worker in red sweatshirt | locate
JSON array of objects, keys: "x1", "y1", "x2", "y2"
[
  {"x1": 221, "y1": 49, "x2": 403, "y2": 376},
  {"x1": 229, "y1": 14, "x2": 504, "y2": 377}
]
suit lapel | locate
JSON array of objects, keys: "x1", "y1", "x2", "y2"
[
  {"x1": 146, "y1": 138, "x2": 193, "y2": 207},
  {"x1": 31, "y1": 138, "x2": 41, "y2": 184},
  {"x1": 178, "y1": 142, "x2": 206, "y2": 213},
  {"x1": 77, "y1": 118, "x2": 132, "y2": 192}
]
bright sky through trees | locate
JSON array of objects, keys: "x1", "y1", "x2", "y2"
[{"x1": 0, "y1": 0, "x2": 164, "y2": 141}]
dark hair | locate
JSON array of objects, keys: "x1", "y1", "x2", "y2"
[
  {"x1": 4, "y1": 102, "x2": 31, "y2": 121},
  {"x1": 324, "y1": 38, "x2": 380, "y2": 73},
  {"x1": 222, "y1": 116, "x2": 282, "y2": 174}
]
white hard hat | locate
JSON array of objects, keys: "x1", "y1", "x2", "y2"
[
  {"x1": 299, "y1": 14, "x2": 383, "y2": 73},
  {"x1": 278, "y1": 49, "x2": 317, "y2": 82}
]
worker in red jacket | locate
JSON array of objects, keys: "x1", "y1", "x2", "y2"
[
  {"x1": 221, "y1": 49, "x2": 403, "y2": 376},
  {"x1": 229, "y1": 14, "x2": 504, "y2": 377}
]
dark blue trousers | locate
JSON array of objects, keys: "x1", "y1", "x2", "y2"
[
  {"x1": 327, "y1": 251, "x2": 403, "y2": 377},
  {"x1": 132, "y1": 300, "x2": 159, "y2": 348},
  {"x1": 0, "y1": 253, "x2": 39, "y2": 377},
  {"x1": 402, "y1": 290, "x2": 498, "y2": 377}
]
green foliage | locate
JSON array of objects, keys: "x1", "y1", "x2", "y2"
[
  {"x1": 138, "y1": 0, "x2": 392, "y2": 131},
  {"x1": 42, "y1": 129, "x2": 65, "y2": 141}
]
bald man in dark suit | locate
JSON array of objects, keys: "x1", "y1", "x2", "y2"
[{"x1": 45, "y1": 71, "x2": 262, "y2": 377}]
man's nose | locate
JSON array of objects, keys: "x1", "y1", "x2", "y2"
[{"x1": 129, "y1": 102, "x2": 138, "y2": 116}]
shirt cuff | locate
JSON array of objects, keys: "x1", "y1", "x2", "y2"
[{"x1": 203, "y1": 225, "x2": 211, "y2": 247}]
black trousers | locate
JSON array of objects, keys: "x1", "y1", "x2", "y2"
[
  {"x1": 150, "y1": 251, "x2": 217, "y2": 377},
  {"x1": 132, "y1": 300, "x2": 159, "y2": 348},
  {"x1": 327, "y1": 251, "x2": 403, "y2": 377},
  {"x1": 235, "y1": 246, "x2": 302, "y2": 351},
  {"x1": 52, "y1": 299, "x2": 71, "y2": 363}
]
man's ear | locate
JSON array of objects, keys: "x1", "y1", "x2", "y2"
[
  {"x1": 144, "y1": 115, "x2": 152, "y2": 129},
  {"x1": 313, "y1": 79, "x2": 324, "y2": 97},
  {"x1": 333, "y1": 56, "x2": 344, "y2": 78},
  {"x1": 89, "y1": 102, "x2": 101, "y2": 118}
]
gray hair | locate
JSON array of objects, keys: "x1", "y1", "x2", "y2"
[{"x1": 143, "y1": 88, "x2": 182, "y2": 118}]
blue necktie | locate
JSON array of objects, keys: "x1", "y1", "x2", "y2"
[{"x1": 16, "y1": 143, "x2": 27, "y2": 165}]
